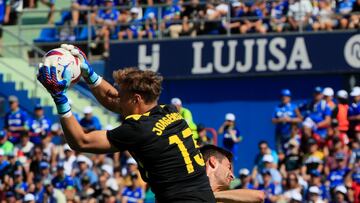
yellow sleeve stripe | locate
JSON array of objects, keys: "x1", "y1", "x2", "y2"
[
  {"x1": 125, "y1": 112, "x2": 150, "y2": 120},
  {"x1": 182, "y1": 128, "x2": 192, "y2": 138}
]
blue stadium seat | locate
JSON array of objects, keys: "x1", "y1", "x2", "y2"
[
  {"x1": 33, "y1": 28, "x2": 59, "y2": 42},
  {"x1": 76, "y1": 26, "x2": 96, "y2": 41}
]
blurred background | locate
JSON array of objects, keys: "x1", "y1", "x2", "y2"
[{"x1": 0, "y1": 0, "x2": 360, "y2": 202}]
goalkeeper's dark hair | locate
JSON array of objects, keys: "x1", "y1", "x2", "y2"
[
  {"x1": 113, "y1": 67, "x2": 163, "y2": 103},
  {"x1": 200, "y1": 145, "x2": 233, "y2": 163}
]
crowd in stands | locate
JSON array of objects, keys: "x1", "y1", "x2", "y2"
[
  {"x1": 0, "y1": 95, "x2": 150, "y2": 202},
  {"x1": 214, "y1": 86, "x2": 360, "y2": 203},
  {"x1": 2, "y1": 85, "x2": 360, "y2": 202},
  {"x1": 1, "y1": 0, "x2": 360, "y2": 58}
]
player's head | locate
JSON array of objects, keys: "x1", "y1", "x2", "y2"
[
  {"x1": 113, "y1": 68, "x2": 163, "y2": 117},
  {"x1": 200, "y1": 145, "x2": 234, "y2": 191}
]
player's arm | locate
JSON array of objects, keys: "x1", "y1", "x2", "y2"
[
  {"x1": 60, "y1": 115, "x2": 118, "y2": 153},
  {"x1": 61, "y1": 44, "x2": 121, "y2": 114},
  {"x1": 214, "y1": 189, "x2": 265, "y2": 203}
]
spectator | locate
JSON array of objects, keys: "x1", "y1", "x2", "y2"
[
  {"x1": 74, "y1": 155, "x2": 98, "y2": 191},
  {"x1": 327, "y1": 152, "x2": 350, "y2": 190},
  {"x1": 23, "y1": 193, "x2": 35, "y2": 203},
  {"x1": 121, "y1": 173, "x2": 145, "y2": 203},
  {"x1": 180, "y1": 0, "x2": 206, "y2": 36},
  {"x1": 71, "y1": 0, "x2": 98, "y2": 26},
  {"x1": 196, "y1": 124, "x2": 212, "y2": 147},
  {"x1": 123, "y1": 157, "x2": 146, "y2": 190},
  {"x1": 239, "y1": 2, "x2": 267, "y2": 34},
  {"x1": 27, "y1": 0, "x2": 55, "y2": 24},
  {"x1": 161, "y1": 0, "x2": 181, "y2": 37},
  {"x1": 349, "y1": 0, "x2": 360, "y2": 29},
  {"x1": 302, "y1": 138, "x2": 324, "y2": 177},
  {"x1": 78, "y1": 175, "x2": 96, "y2": 202},
  {"x1": 287, "y1": 0, "x2": 313, "y2": 31},
  {"x1": 101, "y1": 164, "x2": 119, "y2": 193},
  {"x1": 4, "y1": 0, "x2": 22, "y2": 25},
  {"x1": 308, "y1": 185, "x2": 326, "y2": 203},
  {"x1": 0, "y1": 130, "x2": 14, "y2": 156},
  {"x1": 6, "y1": 151, "x2": 25, "y2": 179},
  {"x1": 235, "y1": 168, "x2": 255, "y2": 189},
  {"x1": 348, "y1": 166, "x2": 360, "y2": 203},
  {"x1": 337, "y1": 0, "x2": 354, "y2": 29},
  {"x1": 61, "y1": 144, "x2": 76, "y2": 176},
  {"x1": 253, "y1": 140, "x2": 279, "y2": 172},
  {"x1": 300, "y1": 87, "x2": 331, "y2": 140},
  {"x1": 348, "y1": 86, "x2": 360, "y2": 140},
  {"x1": 52, "y1": 162, "x2": 74, "y2": 191},
  {"x1": 218, "y1": 113, "x2": 242, "y2": 157},
  {"x1": 272, "y1": 89, "x2": 302, "y2": 153},
  {"x1": 15, "y1": 131, "x2": 34, "y2": 157},
  {"x1": 256, "y1": 154, "x2": 282, "y2": 194},
  {"x1": 50, "y1": 123, "x2": 65, "y2": 146},
  {"x1": 39, "y1": 161, "x2": 53, "y2": 183},
  {"x1": 334, "y1": 185, "x2": 349, "y2": 203},
  {"x1": 258, "y1": 169, "x2": 280, "y2": 203},
  {"x1": 37, "y1": 179, "x2": 66, "y2": 203},
  {"x1": 270, "y1": 0, "x2": 287, "y2": 32},
  {"x1": 323, "y1": 87, "x2": 335, "y2": 110},
  {"x1": 332, "y1": 90, "x2": 349, "y2": 133},
  {"x1": 4, "y1": 95, "x2": 28, "y2": 144},
  {"x1": 312, "y1": 0, "x2": 335, "y2": 31},
  {"x1": 349, "y1": 141, "x2": 360, "y2": 168},
  {"x1": 279, "y1": 138, "x2": 302, "y2": 175},
  {"x1": 93, "y1": 0, "x2": 119, "y2": 58},
  {"x1": 118, "y1": 7, "x2": 147, "y2": 40},
  {"x1": 171, "y1": 98, "x2": 198, "y2": 139},
  {"x1": 0, "y1": 149, "x2": 10, "y2": 180},
  {"x1": 0, "y1": 0, "x2": 9, "y2": 56},
  {"x1": 41, "y1": 131, "x2": 57, "y2": 165},
  {"x1": 290, "y1": 192, "x2": 303, "y2": 203},
  {"x1": 281, "y1": 173, "x2": 303, "y2": 202},
  {"x1": 80, "y1": 106, "x2": 102, "y2": 132},
  {"x1": 28, "y1": 104, "x2": 51, "y2": 145},
  {"x1": 12, "y1": 170, "x2": 28, "y2": 200},
  {"x1": 29, "y1": 146, "x2": 45, "y2": 182}
]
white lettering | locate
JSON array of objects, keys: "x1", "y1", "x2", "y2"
[
  {"x1": 255, "y1": 39, "x2": 268, "y2": 71},
  {"x1": 268, "y1": 37, "x2": 287, "y2": 71},
  {"x1": 236, "y1": 40, "x2": 254, "y2": 73},
  {"x1": 138, "y1": 44, "x2": 160, "y2": 72},
  {"x1": 213, "y1": 40, "x2": 237, "y2": 73},
  {"x1": 191, "y1": 42, "x2": 213, "y2": 74},
  {"x1": 287, "y1": 37, "x2": 312, "y2": 70}
]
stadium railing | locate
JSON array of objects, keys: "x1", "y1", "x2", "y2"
[{"x1": 11, "y1": 0, "x2": 360, "y2": 58}]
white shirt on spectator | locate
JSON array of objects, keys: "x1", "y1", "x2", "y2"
[
  {"x1": 288, "y1": 0, "x2": 313, "y2": 22},
  {"x1": 63, "y1": 155, "x2": 76, "y2": 176}
]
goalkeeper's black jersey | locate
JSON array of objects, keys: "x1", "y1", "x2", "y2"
[{"x1": 107, "y1": 105, "x2": 214, "y2": 202}]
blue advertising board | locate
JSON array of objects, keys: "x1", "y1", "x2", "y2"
[{"x1": 107, "y1": 31, "x2": 360, "y2": 79}]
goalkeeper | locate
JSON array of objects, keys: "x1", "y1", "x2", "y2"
[{"x1": 37, "y1": 44, "x2": 215, "y2": 203}]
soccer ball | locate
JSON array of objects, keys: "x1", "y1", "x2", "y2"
[{"x1": 43, "y1": 48, "x2": 81, "y2": 85}]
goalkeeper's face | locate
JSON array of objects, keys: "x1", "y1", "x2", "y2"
[{"x1": 116, "y1": 85, "x2": 142, "y2": 118}]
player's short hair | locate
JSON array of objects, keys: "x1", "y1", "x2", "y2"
[
  {"x1": 113, "y1": 67, "x2": 163, "y2": 103},
  {"x1": 200, "y1": 145, "x2": 233, "y2": 163}
]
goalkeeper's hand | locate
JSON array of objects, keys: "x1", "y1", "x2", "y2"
[
  {"x1": 37, "y1": 62, "x2": 71, "y2": 116},
  {"x1": 61, "y1": 44, "x2": 102, "y2": 87}
]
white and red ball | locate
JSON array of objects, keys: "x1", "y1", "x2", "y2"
[{"x1": 42, "y1": 48, "x2": 81, "y2": 85}]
